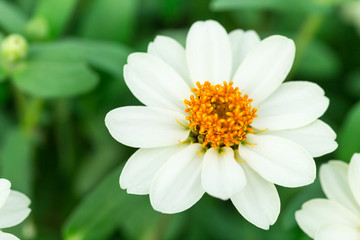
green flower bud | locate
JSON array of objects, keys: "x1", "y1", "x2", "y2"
[
  {"x1": 26, "y1": 17, "x2": 49, "y2": 41},
  {"x1": 1, "y1": 34, "x2": 28, "y2": 64}
]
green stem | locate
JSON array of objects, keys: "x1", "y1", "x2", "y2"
[
  {"x1": 23, "y1": 98, "x2": 43, "y2": 135},
  {"x1": 55, "y1": 100, "x2": 76, "y2": 178},
  {"x1": 11, "y1": 82, "x2": 44, "y2": 135},
  {"x1": 288, "y1": 13, "x2": 325, "y2": 80},
  {"x1": 11, "y1": 82, "x2": 26, "y2": 121},
  {"x1": 11, "y1": 84, "x2": 43, "y2": 200}
]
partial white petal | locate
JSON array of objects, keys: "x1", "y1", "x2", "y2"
[
  {"x1": 348, "y1": 153, "x2": 360, "y2": 207},
  {"x1": 231, "y1": 160, "x2": 280, "y2": 230},
  {"x1": 150, "y1": 144, "x2": 205, "y2": 213},
  {"x1": 238, "y1": 134, "x2": 315, "y2": 187},
  {"x1": 295, "y1": 199, "x2": 360, "y2": 238},
  {"x1": 232, "y1": 35, "x2": 295, "y2": 105},
  {"x1": 0, "y1": 179, "x2": 11, "y2": 210},
  {"x1": 105, "y1": 106, "x2": 189, "y2": 148},
  {"x1": 186, "y1": 20, "x2": 232, "y2": 85},
  {"x1": 320, "y1": 160, "x2": 360, "y2": 214},
  {"x1": 229, "y1": 29, "x2": 260, "y2": 78},
  {"x1": 315, "y1": 224, "x2": 360, "y2": 240},
  {"x1": 124, "y1": 53, "x2": 191, "y2": 112},
  {"x1": 148, "y1": 35, "x2": 192, "y2": 86},
  {"x1": 252, "y1": 81, "x2": 329, "y2": 130},
  {"x1": 120, "y1": 144, "x2": 182, "y2": 194},
  {"x1": 201, "y1": 147, "x2": 246, "y2": 200},
  {"x1": 267, "y1": 120, "x2": 337, "y2": 157},
  {"x1": 0, "y1": 191, "x2": 31, "y2": 228},
  {"x1": 0, "y1": 231, "x2": 19, "y2": 240}
]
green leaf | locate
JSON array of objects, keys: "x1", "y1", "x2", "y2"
[
  {"x1": 0, "y1": 31, "x2": 5, "y2": 82},
  {"x1": 12, "y1": 43, "x2": 99, "y2": 98},
  {"x1": 15, "y1": 0, "x2": 37, "y2": 13},
  {"x1": 345, "y1": 70, "x2": 360, "y2": 98},
  {"x1": 0, "y1": 111, "x2": 11, "y2": 143},
  {"x1": 337, "y1": 101, "x2": 360, "y2": 161},
  {"x1": 79, "y1": 0, "x2": 138, "y2": 43},
  {"x1": 31, "y1": 0, "x2": 78, "y2": 38},
  {"x1": 296, "y1": 40, "x2": 341, "y2": 80},
  {"x1": 13, "y1": 62, "x2": 98, "y2": 98},
  {"x1": 0, "y1": 84, "x2": 9, "y2": 106},
  {"x1": 74, "y1": 115, "x2": 131, "y2": 195},
  {"x1": 0, "y1": 128, "x2": 33, "y2": 196},
  {"x1": 0, "y1": 67, "x2": 6, "y2": 82},
  {"x1": 0, "y1": 0, "x2": 27, "y2": 34},
  {"x1": 210, "y1": 0, "x2": 331, "y2": 13},
  {"x1": 63, "y1": 165, "x2": 144, "y2": 240},
  {"x1": 29, "y1": 39, "x2": 131, "y2": 78},
  {"x1": 121, "y1": 200, "x2": 162, "y2": 239},
  {"x1": 280, "y1": 179, "x2": 323, "y2": 230},
  {"x1": 159, "y1": 29, "x2": 187, "y2": 47},
  {"x1": 27, "y1": 42, "x2": 83, "y2": 61},
  {"x1": 62, "y1": 39, "x2": 131, "y2": 78}
]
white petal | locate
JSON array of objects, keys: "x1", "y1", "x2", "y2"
[
  {"x1": 295, "y1": 199, "x2": 360, "y2": 238},
  {"x1": 0, "y1": 179, "x2": 11, "y2": 210},
  {"x1": 0, "y1": 190, "x2": 31, "y2": 228},
  {"x1": 201, "y1": 147, "x2": 246, "y2": 200},
  {"x1": 267, "y1": 120, "x2": 337, "y2": 157},
  {"x1": 124, "y1": 53, "x2": 191, "y2": 112},
  {"x1": 105, "y1": 106, "x2": 189, "y2": 148},
  {"x1": 148, "y1": 35, "x2": 192, "y2": 86},
  {"x1": 150, "y1": 144, "x2": 205, "y2": 213},
  {"x1": 238, "y1": 134, "x2": 315, "y2": 187},
  {"x1": 0, "y1": 231, "x2": 19, "y2": 240},
  {"x1": 320, "y1": 160, "x2": 360, "y2": 214},
  {"x1": 229, "y1": 29, "x2": 260, "y2": 78},
  {"x1": 252, "y1": 81, "x2": 329, "y2": 131},
  {"x1": 232, "y1": 35, "x2": 295, "y2": 105},
  {"x1": 315, "y1": 224, "x2": 360, "y2": 240},
  {"x1": 231, "y1": 160, "x2": 280, "y2": 230},
  {"x1": 348, "y1": 153, "x2": 360, "y2": 207},
  {"x1": 120, "y1": 144, "x2": 182, "y2": 194},
  {"x1": 186, "y1": 20, "x2": 232, "y2": 85}
]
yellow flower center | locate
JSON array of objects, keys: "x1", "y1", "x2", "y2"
[{"x1": 184, "y1": 81, "x2": 258, "y2": 149}]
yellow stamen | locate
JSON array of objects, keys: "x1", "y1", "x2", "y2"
[
  {"x1": 195, "y1": 151, "x2": 204, "y2": 158},
  {"x1": 234, "y1": 155, "x2": 245, "y2": 163},
  {"x1": 178, "y1": 140, "x2": 187, "y2": 148},
  {"x1": 184, "y1": 81, "x2": 258, "y2": 149},
  {"x1": 176, "y1": 118, "x2": 188, "y2": 129},
  {"x1": 244, "y1": 142, "x2": 257, "y2": 148},
  {"x1": 254, "y1": 128, "x2": 268, "y2": 134}
]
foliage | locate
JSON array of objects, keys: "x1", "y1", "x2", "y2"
[{"x1": 0, "y1": 0, "x2": 359, "y2": 239}]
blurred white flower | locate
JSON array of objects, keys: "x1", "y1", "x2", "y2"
[
  {"x1": 296, "y1": 153, "x2": 360, "y2": 240},
  {"x1": 0, "y1": 178, "x2": 31, "y2": 240},
  {"x1": 105, "y1": 20, "x2": 337, "y2": 229}
]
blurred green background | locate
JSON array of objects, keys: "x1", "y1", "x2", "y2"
[{"x1": 0, "y1": 0, "x2": 360, "y2": 239}]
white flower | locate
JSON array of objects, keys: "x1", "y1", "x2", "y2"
[
  {"x1": 0, "y1": 178, "x2": 31, "y2": 240},
  {"x1": 105, "y1": 20, "x2": 337, "y2": 229},
  {"x1": 296, "y1": 154, "x2": 360, "y2": 240}
]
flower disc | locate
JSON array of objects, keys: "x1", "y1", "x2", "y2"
[{"x1": 184, "y1": 81, "x2": 258, "y2": 149}]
